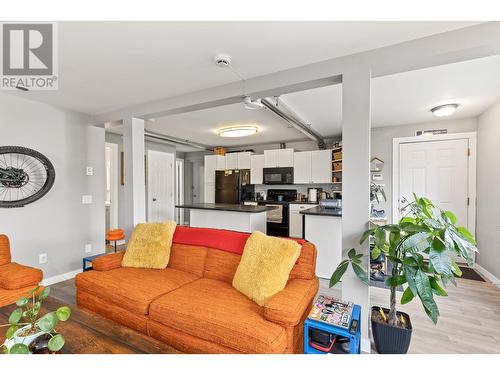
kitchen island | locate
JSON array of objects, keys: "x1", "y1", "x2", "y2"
[
  {"x1": 176, "y1": 203, "x2": 272, "y2": 234},
  {"x1": 300, "y1": 206, "x2": 342, "y2": 279}
]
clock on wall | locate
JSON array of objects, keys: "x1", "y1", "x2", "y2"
[{"x1": 0, "y1": 146, "x2": 56, "y2": 208}]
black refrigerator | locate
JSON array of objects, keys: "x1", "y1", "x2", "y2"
[{"x1": 215, "y1": 170, "x2": 254, "y2": 204}]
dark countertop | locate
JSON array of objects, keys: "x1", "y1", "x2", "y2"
[
  {"x1": 175, "y1": 203, "x2": 273, "y2": 213},
  {"x1": 243, "y1": 200, "x2": 320, "y2": 205},
  {"x1": 300, "y1": 206, "x2": 342, "y2": 217}
]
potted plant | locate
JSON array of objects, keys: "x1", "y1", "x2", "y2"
[
  {"x1": 330, "y1": 195, "x2": 477, "y2": 353},
  {"x1": 1, "y1": 286, "x2": 71, "y2": 354}
]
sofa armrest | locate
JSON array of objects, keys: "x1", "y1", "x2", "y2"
[
  {"x1": 263, "y1": 277, "x2": 319, "y2": 327},
  {"x1": 92, "y1": 251, "x2": 125, "y2": 271}
]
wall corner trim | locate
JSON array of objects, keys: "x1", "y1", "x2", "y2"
[{"x1": 42, "y1": 268, "x2": 81, "y2": 286}]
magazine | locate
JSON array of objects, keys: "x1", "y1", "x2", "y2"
[{"x1": 308, "y1": 295, "x2": 353, "y2": 329}]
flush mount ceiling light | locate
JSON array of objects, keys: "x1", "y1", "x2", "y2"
[
  {"x1": 243, "y1": 96, "x2": 264, "y2": 110},
  {"x1": 430, "y1": 103, "x2": 459, "y2": 117},
  {"x1": 218, "y1": 126, "x2": 258, "y2": 138}
]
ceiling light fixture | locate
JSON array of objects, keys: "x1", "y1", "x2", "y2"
[
  {"x1": 430, "y1": 103, "x2": 459, "y2": 117},
  {"x1": 218, "y1": 126, "x2": 258, "y2": 138}
]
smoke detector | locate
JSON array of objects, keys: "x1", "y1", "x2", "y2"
[
  {"x1": 214, "y1": 53, "x2": 232, "y2": 68},
  {"x1": 244, "y1": 96, "x2": 264, "y2": 110}
]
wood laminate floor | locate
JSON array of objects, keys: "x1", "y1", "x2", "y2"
[{"x1": 50, "y1": 275, "x2": 500, "y2": 354}]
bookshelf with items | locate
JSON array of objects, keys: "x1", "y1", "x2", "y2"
[{"x1": 331, "y1": 143, "x2": 342, "y2": 199}]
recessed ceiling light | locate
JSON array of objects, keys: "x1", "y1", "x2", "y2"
[
  {"x1": 218, "y1": 126, "x2": 258, "y2": 138},
  {"x1": 431, "y1": 103, "x2": 459, "y2": 117}
]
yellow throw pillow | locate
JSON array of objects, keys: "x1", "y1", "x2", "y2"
[
  {"x1": 232, "y1": 231, "x2": 301, "y2": 306},
  {"x1": 121, "y1": 221, "x2": 177, "y2": 269}
]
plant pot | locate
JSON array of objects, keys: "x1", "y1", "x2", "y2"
[
  {"x1": 371, "y1": 306, "x2": 412, "y2": 354},
  {"x1": 4, "y1": 325, "x2": 46, "y2": 353}
]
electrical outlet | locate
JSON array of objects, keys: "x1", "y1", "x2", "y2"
[
  {"x1": 39, "y1": 253, "x2": 47, "y2": 264},
  {"x1": 85, "y1": 243, "x2": 92, "y2": 254},
  {"x1": 86, "y1": 166, "x2": 94, "y2": 176}
]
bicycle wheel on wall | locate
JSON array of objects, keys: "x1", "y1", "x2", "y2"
[{"x1": 0, "y1": 146, "x2": 56, "y2": 208}]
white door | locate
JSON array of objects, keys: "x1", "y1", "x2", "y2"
[
  {"x1": 147, "y1": 150, "x2": 175, "y2": 222},
  {"x1": 311, "y1": 150, "x2": 332, "y2": 183}
]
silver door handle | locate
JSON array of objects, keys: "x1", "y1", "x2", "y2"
[{"x1": 152, "y1": 198, "x2": 157, "y2": 202}]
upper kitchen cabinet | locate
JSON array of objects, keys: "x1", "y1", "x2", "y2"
[
  {"x1": 293, "y1": 151, "x2": 311, "y2": 184},
  {"x1": 250, "y1": 154, "x2": 264, "y2": 184},
  {"x1": 215, "y1": 155, "x2": 226, "y2": 170},
  {"x1": 225, "y1": 153, "x2": 238, "y2": 169},
  {"x1": 310, "y1": 150, "x2": 332, "y2": 183},
  {"x1": 264, "y1": 148, "x2": 294, "y2": 168},
  {"x1": 237, "y1": 152, "x2": 252, "y2": 169},
  {"x1": 293, "y1": 149, "x2": 332, "y2": 184}
]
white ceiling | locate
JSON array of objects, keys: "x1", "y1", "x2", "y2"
[{"x1": 9, "y1": 21, "x2": 478, "y2": 115}]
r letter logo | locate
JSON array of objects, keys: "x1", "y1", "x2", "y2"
[{"x1": 0, "y1": 23, "x2": 58, "y2": 90}]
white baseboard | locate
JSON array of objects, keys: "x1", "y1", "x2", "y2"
[
  {"x1": 42, "y1": 268, "x2": 81, "y2": 286},
  {"x1": 474, "y1": 263, "x2": 500, "y2": 287}
]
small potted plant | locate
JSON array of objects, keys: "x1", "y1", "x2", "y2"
[
  {"x1": 1, "y1": 286, "x2": 71, "y2": 354},
  {"x1": 330, "y1": 195, "x2": 477, "y2": 353}
]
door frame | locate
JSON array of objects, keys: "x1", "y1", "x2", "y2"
[
  {"x1": 147, "y1": 149, "x2": 175, "y2": 222},
  {"x1": 392, "y1": 132, "x2": 477, "y2": 235},
  {"x1": 105, "y1": 142, "x2": 119, "y2": 230},
  {"x1": 175, "y1": 158, "x2": 184, "y2": 224}
]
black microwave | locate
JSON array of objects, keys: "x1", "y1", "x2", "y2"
[{"x1": 263, "y1": 167, "x2": 294, "y2": 185}]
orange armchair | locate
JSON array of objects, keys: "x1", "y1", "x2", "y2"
[{"x1": 0, "y1": 234, "x2": 43, "y2": 307}]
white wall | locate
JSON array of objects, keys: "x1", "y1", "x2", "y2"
[
  {"x1": 0, "y1": 93, "x2": 105, "y2": 278},
  {"x1": 477, "y1": 100, "x2": 500, "y2": 281},
  {"x1": 370, "y1": 118, "x2": 478, "y2": 221}
]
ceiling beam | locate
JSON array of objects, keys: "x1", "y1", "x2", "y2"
[{"x1": 92, "y1": 22, "x2": 500, "y2": 124}]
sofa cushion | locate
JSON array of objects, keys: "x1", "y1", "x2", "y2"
[
  {"x1": 149, "y1": 278, "x2": 287, "y2": 354},
  {"x1": 169, "y1": 244, "x2": 208, "y2": 277},
  {"x1": 122, "y1": 221, "x2": 176, "y2": 269},
  {"x1": 232, "y1": 231, "x2": 301, "y2": 306},
  {"x1": 75, "y1": 267, "x2": 198, "y2": 315},
  {"x1": 0, "y1": 235, "x2": 11, "y2": 266},
  {"x1": 203, "y1": 248, "x2": 241, "y2": 283},
  {"x1": 0, "y1": 263, "x2": 42, "y2": 290}
]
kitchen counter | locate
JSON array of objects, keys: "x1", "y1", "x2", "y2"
[
  {"x1": 176, "y1": 203, "x2": 271, "y2": 213},
  {"x1": 176, "y1": 203, "x2": 269, "y2": 234},
  {"x1": 300, "y1": 206, "x2": 342, "y2": 217}
]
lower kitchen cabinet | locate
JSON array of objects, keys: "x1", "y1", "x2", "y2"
[{"x1": 289, "y1": 203, "x2": 317, "y2": 238}]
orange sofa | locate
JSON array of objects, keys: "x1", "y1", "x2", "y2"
[
  {"x1": 0, "y1": 234, "x2": 44, "y2": 307},
  {"x1": 75, "y1": 226, "x2": 319, "y2": 354}
]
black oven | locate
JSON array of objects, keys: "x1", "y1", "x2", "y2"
[{"x1": 263, "y1": 167, "x2": 294, "y2": 185}]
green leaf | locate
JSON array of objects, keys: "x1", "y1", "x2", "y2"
[
  {"x1": 47, "y1": 334, "x2": 65, "y2": 352},
  {"x1": 6, "y1": 325, "x2": 18, "y2": 339},
  {"x1": 3, "y1": 345, "x2": 8, "y2": 354},
  {"x1": 39, "y1": 286, "x2": 51, "y2": 301},
  {"x1": 401, "y1": 232, "x2": 430, "y2": 254},
  {"x1": 451, "y1": 261, "x2": 462, "y2": 277},
  {"x1": 429, "y1": 248, "x2": 452, "y2": 276},
  {"x1": 444, "y1": 210, "x2": 457, "y2": 224},
  {"x1": 347, "y1": 248, "x2": 356, "y2": 259},
  {"x1": 457, "y1": 227, "x2": 476, "y2": 245},
  {"x1": 56, "y1": 306, "x2": 71, "y2": 322},
  {"x1": 370, "y1": 247, "x2": 381, "y2": 260},
  {"x1": 401, "y1": 287, "x2": 414, "y2": 304},
  {"x1": 9, "y1": 343, "x2": 30, "y2": 354},
  {"x1": 8, "y1": 308, "x2": 22, "y2": 324},
  {"x1": 385, "y1": 275, "x2": 406, "y2": 287},
  {"x1": 414, "y1": 269, "x2": 440, "y2": 324},
  {"x1": 351, "y1": 262, "x2": 369, "y2": 285},
  {"x1": 429, "y1": 277, "x2": 448, "y2": 296},
  {"x1": 329, "y1": 260, "x2": 349, "y2": 287},
  {"x1": 16, "y1": 297, "x2": 28, "y2": 307},
  {"x1": 359, "y1": 228, "x2": 375, "y2": 245},
  {"x1": 37, "y1": 312, "x2": 58, "y2": 332}
]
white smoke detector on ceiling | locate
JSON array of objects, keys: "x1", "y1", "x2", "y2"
[
  {"x1": 244, "y1": 96, "x2": 263, "y2": 110},
  {"x1": 214, "y1": 53, "x2": 232, "y2": 68}
]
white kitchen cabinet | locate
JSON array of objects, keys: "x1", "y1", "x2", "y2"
[
  {"x1": 215, "y1": 155, "x2": 226, "y2": 171},
  {"x1": 293, "y1": 152, "x2": 311, "y2": 184},
  {"x1": 225, "y1": 153, "x2": 238, "y2": 169},
  {"x1": 204, "y1": 155, "x2": 217, "y2": 183},
  {"x1": 289, "y1": 203, "x2": 317, "y2": 238},
  {"x1": 204, "y1": 182, "x2": 215, "y2": 203},
  {"x1": 250, "y1": 154, "x2": 264, "y2": 184},
  {"x1": 264, "y1": 148, "x2": 294, "y2": 168},
  {"x1": 310, "y1": 150, "x2": 332, "y2": 183},
  {"x1": 237, "y1": 152, "x2": 251, "y2": 169}
]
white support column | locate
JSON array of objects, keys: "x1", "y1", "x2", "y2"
[
  {"x1": 341, "y1": 68, "x2": 371, "y2": 352},
  {"x1": 123, "y1": 117, "x2": 146, "y2": 234}
]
